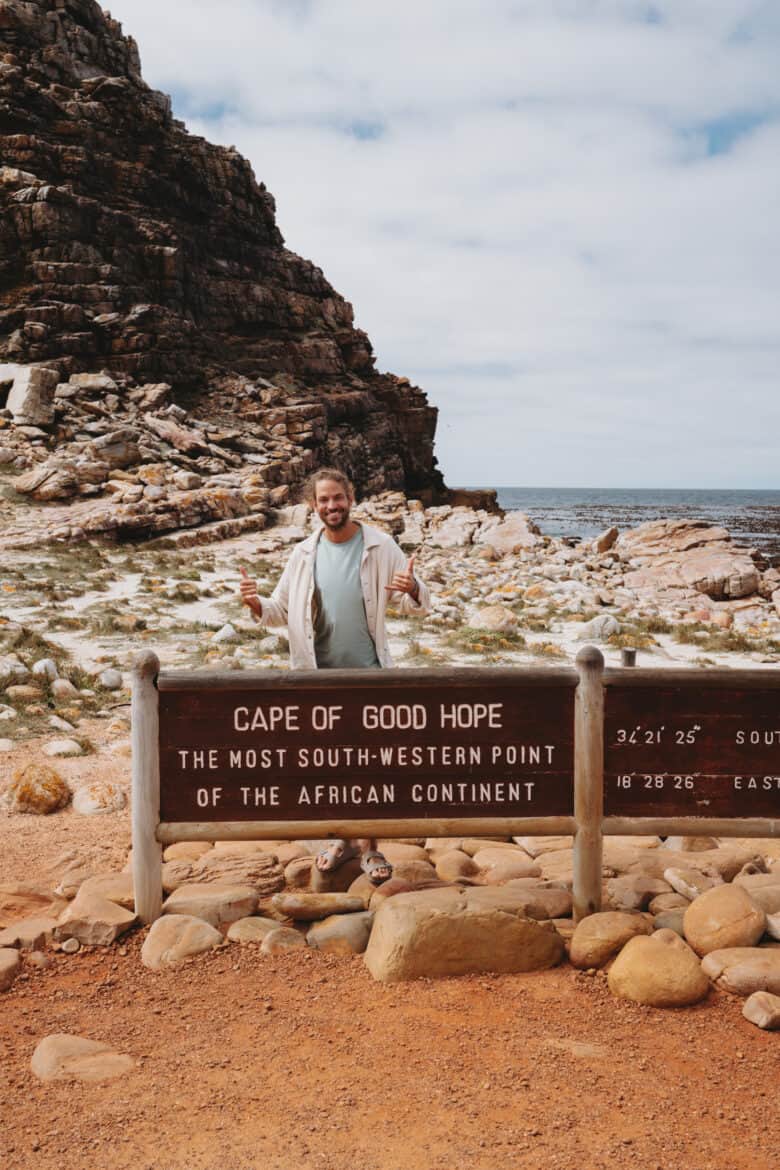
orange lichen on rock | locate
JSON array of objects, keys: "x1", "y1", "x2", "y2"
[{"x1": 3, "y1": 762, "x2": 71, "y2": 815}]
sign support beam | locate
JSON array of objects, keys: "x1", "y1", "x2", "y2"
[
  {"x1": 132, "y1": 650, "x2": 162, "y2": 924},
  {"x1": 573, "y1": 646, "x2": 605, "y2": 921}
]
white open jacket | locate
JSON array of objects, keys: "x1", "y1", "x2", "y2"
[{"x1": 256, "y1": 523, "x2": 431, "y2": 669}]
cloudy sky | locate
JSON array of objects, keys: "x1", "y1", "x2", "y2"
[{"x1": 108, "y1": 1, "x2": 779, "y2": 489}]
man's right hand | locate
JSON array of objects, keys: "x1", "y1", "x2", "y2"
[{"x1": 239, "y1": 566, "x2": 262, "y2": 617}]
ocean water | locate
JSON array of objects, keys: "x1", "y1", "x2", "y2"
[{"x1": 490, "y1": 487, "x2": 780, "y2": 565}]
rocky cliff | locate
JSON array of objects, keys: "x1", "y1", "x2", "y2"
[{"x1": 0, "y1": 0, "x2": 445, "y2": 540}]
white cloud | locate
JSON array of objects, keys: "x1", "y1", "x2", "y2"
[{"x1": 106, "y1": 0, "x2": 780, "y2": 487}]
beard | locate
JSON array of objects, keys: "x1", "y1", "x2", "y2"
[{"x1": 320, "y1": 507, "x2": 350, "y2": 530}]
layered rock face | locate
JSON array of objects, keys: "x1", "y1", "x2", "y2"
[{"x1": 0, "y1": 0, "x2": 444, "y2": 524}]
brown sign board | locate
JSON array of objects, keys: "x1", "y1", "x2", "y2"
[
  {"x1": 157, "y1": 669, "x2": 576, "y2": 824},
  {"x1": 604, "y1": 683, "x2": 780, "y2": 819}
]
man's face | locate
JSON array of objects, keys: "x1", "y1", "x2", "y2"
[{"x1": 313, "y1": 479, "x2": 353, "y2": 530}]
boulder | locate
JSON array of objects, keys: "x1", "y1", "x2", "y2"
[
  {"x1": 162, "y1": 884, "x2": 257, "y2": 926},
  {"x1": 648, "y1": 893, "x2": 691, "y2": 914},
  {"x1": 72, "y1": 781, "x2": 127, "y2": 816},
  {"x1": 390, "y1": 859, "x2": 438, "y2": 884},
  {"x1": 653, "y1": 909, "x2": 686, "y2": 936},
  {"x1": 607, "y1": 930, "x2": 710, "y2": 1007},
  {"x1": 0, "y1": 915, "x2": 59, "y2": 950},
  {"x1": 732, "y1": 875, "x2": 780, "y2": 916},
  {"x1": 0, "y1": 654, "x2": 30, "y2": 687},
  {"x1": 501, "y1": 885, "x2": 573, "y2": 920},
  {"x1": 31, "y1": 1034, "x2": 135, "y2": 1082},
  {"x1": 594, "y1": 526, "x2": 618, "y2": 553},
  {"x1": 683, "y1": 885, "x2": 766, "y2": 957},
  {"x1": 226, "y1": 916, "x2": 282, "y2": 944},
  {"x1": 0, "y1": 884, "x2": 67, "y2": 928},
  {"x1": 617, "y1": 521, "x2": 760, "y2": 600},
  {"x1": 513, "y1": 836, "x2": 573, "y2": 858},
  {"x1": 77, "y1": 873, "x2": 134, "y2": 910},
  {"x1": 663, "y1": 867, "x2": 721, "y2": 900},
  {"x1": 367, "y1": 877, "x2": 420, "y2": 909},
  {"x1": 307, "y1": 911, "x2": 374, "y2": 955},
  {"x1": 664, "y1": 836, "x2": 720, "y2": 853},
  {"x1": 570, "y1": 911, "x2": 653, "y2": 969},
  {"x1": 363, "y1": 886, "x2": 564, "y2": 983},
  {"x1": 162, "y1": 842, "x2": 213, "y2": 863},
  {"x1": 374, "y1": 842, "x2": 428, "y2": 864},
  {"x1": 576, "y1": 614, "x2": 620, "y2": 642},
  {"x1": 475, "y1": 512, "x2": 541, "y2": 553},
  {"x1": 161, "y1": 849, "x2": 283, "y2": 896},
  {"x1": 606, "y1": 875, "x2": 672, "y2": 911},
  {"x1": 0, "y1": 947, "x2": 21, "y2": 991},
  {"x1": 271, "y1": 892, "x2": 366, "y2": 921},
  {"x1": 261, "y1": 927, "x2": 307, "y2": 953},
  {"x1": 426, "y1": 510, "x2": 480, "y2": 548},
  {"x1": 283, "y1": 856, "x2": 314, "y2": 889},
  {"x1": 701, "y1": 948, "x2": 780, "y2": 997},
  {"x1": 742, "y1": 991, "x2": 780, "y2": 1030},
  {"x1": 470, "y1": 606, "x2": 518, "y2": 634},
  {"x1": 42, "y1": 738, "x2": 84, "y2": 758},
  {"x1": 625, "y1": 844, "x2": 760, "y2": 883},
  {"x1": 464, "y1": 885, "x2": 570, "y2": 921},
  {"x1": 472, "y1": 847, "x2": 540, "y2": 883},
  {"x1": 141, "y1": 914, "x2": 223, "y2": 970},
  {"x1": 5, "y1": 365, "x2": 58, "y2": 425},
  {"x1": 2, "y1": 762, "x2": 70, "y2": 814},
  {"x1": 32, "y1": 658, "x2": 59, "y2": 681},
  {"x1": 434, "y1": 850, "x2": 479, "y2": 882},
  {"x1": 55, "y1": 891, "x2": 137, "y2": 946}
]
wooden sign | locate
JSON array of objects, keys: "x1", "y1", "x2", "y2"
[
  {"x1": 604, "y1": 680, "x2": 780, "y2": 819},
  {"x1": 157, "y1": 668, "x2": 576, "y2": 823}
]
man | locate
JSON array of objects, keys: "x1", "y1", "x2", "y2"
[{"x1": 238, "y1": 467, "x2": 430, "y2": 884}]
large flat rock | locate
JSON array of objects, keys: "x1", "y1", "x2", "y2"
[
  {"x1": 363, "y1": 887, "x2": 564, "y2": 983},
  {"x1": 31, "y1": 1034, "x2": 135, "y2": 1082},
  {"x1": 271, "y1": 892, "x2": 367, "y2": 921},
  {"x1": 0, "y1": 915, "x2": 60, "y2": 951},
  {"x1": 55, "y1": 891, "x2": 137, "y2": 946},
  {"x1": 701, "y1": 947, "x2": 780, "y2": 997},
  {"x1": 162, "y1": 884, "x2": 257, "y2": 926}
]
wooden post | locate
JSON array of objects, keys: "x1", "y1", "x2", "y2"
[
  {"x1": 132, "y1": 650, "x2": 162, "y2": 924},
  {"x1": 573, "y1": 645, "x2": 604, "y2": 921}
]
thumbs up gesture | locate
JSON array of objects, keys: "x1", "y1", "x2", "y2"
[
  {"x1": 385, "y1": 555, "x2": 419, "y2": 600},
  {"x1": 238, "y1": 566, "x2": 262, "y2": 616}
]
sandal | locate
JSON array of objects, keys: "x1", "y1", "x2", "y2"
[
  {"x1": 315, "y1": 840, "x2": 358, "y2": 873},
  {"x1": 361, "y1": 850, "x2": 393, "y2": 886}
]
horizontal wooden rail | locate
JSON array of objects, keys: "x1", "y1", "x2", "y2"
[
  {"x1": 603, "y1": 816, "x2": 780, "y2": 838},
  {"x1": 156, "y1": 816, "x2": 577, "y2": 844},
  {"x1": 157, "y1": 665, "x2": 579, "y2": 692}
]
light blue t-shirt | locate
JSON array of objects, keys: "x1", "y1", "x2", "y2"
[{"x1": 313, "y1": 528, "x2": 380, "y2": 669}]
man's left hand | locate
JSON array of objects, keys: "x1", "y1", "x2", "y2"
[{"x1": 385, "y1": 555, "x2": 419, "y2": 601}]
